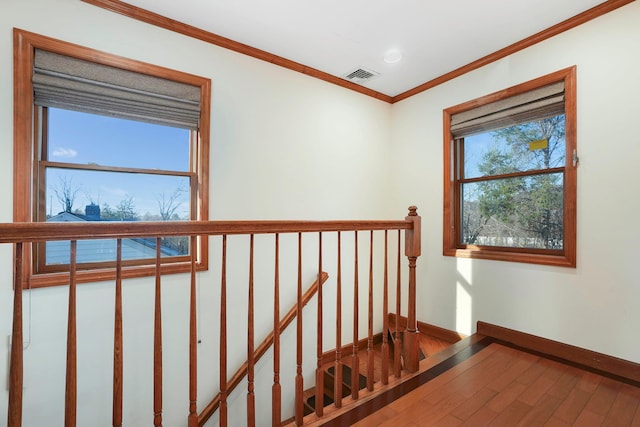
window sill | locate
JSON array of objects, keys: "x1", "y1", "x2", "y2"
[
  {"x1": 24, "y1": 261, "x2": 207, "y2": 289},
  {"x1": 443, "y1": 247, "x2": 575, "y2": 268}
]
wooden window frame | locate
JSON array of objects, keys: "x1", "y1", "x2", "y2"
[
  {"x1": 443, "y1": 67, "x2": 577, "y2": 267},
  {"x1": 13, "y1": 28, "x2": 211, "y2": 288}
]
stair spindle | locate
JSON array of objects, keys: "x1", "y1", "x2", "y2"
[
  {"x1": 7, "y1": 242, "x2": 24, "y2": 427},
  {"x1": 295, "y1": 233, "x2": 304, "y2": 426},
  {"x1": 404, "y1": 207, "x2": 421, "y2": 373},
  {"x1": 366, "y1": 231, "x2": 374, "y2": 391},
  {"x1": 351, "y1": 231, "x2": 359, "y2": 400},
  {"x1": 247, "y1": 235, "x2": 256, "y2": 427},
  {"x1": 394, "y1": 230, "x2": 402, "y2": 378},
  {"x1": 113, "y1": 239, "x2": 123, "y2": 427},
  {"x1": 219, "y1": 236, "x2": 228, "y2": 426},
  {"x1": 65, "y1": 240, "x2": 78, "y2": 427},
  {"x1": 315, "y1": 233, "x2": 324, "y2": 417},
  {"x1": 188, "y1": 236, "x2": 198, "y2": 427},
  {"x1": 334, "y1": 232, "x2": 343, "y2": 409},
  {"x1": 153, "y1": 238, "x2": 163, "y2": 427},
  {"x1": 381, "y1": 231, "x2": 389, "y2": 385},
  {"x1": 272, "y1": 234, "x2": 281, "y2": 426}
]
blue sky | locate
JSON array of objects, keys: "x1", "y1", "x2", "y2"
[{"x1": 46, "y1": 108, "x2": 192, "y2": 218}]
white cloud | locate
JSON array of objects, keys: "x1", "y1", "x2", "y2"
[{"x1": 52, "y1": 147, "x2": 78, "y2": 158}]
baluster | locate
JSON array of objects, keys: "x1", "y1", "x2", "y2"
[
  {"x1": 188, "y1": 236, "x2": 198, "y2": 427},
  {"x1": 247, "y1": 235, "x2": 256, "y2": 427},
  {"x1": 272, "y1": 234, "x2": 281, "y2": 426},
  {"x1": 351, "y1": 231, "x2": 359, "y2": 400},
  {"x1": 295, "y1": 233, "x2": 303, "y2": 426},
  {"x1": 404, "y1": 207, "x2": 421, "y2": 373},
  {"x1": 366, "y1": 231, "x2": 374, "y2": 391},
  {"x1": 219, "y1": 236, "x2": 228, "y2": 426},
  {"x1": 381, "y1": 230, "x2": 389, "y2": 385},
  {"x1": 8, "y1": 242, "x2": 24, "y2": 427},
  {"x1": 65, "y1": 240, "x2": 78, "y2": 427},
  {"x1": 315, "y1": 233, "x2": 324, "y2": 417},
  {"x1": 334, "y1": 232, "x2": 342, "y2": 409},
  {"x1": 153, "y1": 238, "x2": 163, "y2": 427},
  {"x1": 113, "y1": 239, "x2": 123, "y2": 427},
  {"x1": 394, "y1": 230, "x2": 402, "y2": 378}
]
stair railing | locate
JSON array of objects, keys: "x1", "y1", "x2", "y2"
[{"x1": 3, "y1": 206, "x2": 421, "y2": 427}]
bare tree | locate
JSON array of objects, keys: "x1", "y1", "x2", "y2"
[
  {"x1": 116, "y1": 195, "x2": 137, "y2": 220},
  {"x1": 157, "y1": 187, "x2": 186, "y2": 220},
  {"x1": 53, "y1": 176, "x2": 80, "y2": 213}
]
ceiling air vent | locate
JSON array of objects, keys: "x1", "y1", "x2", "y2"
[{"x1": 343, "y1": 67, "x2": 379, "y2": 84}]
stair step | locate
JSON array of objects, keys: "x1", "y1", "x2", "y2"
[
  {"x1": 302, "y1": 363, "x2": 368, "y2": 414},
  {"x1": 326, "y1": 364, "x2": 367, "y2": 391}
]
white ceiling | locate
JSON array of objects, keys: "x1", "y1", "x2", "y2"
[{"x1": 123, "y1": 0, "x2": 607, "y2": 97}]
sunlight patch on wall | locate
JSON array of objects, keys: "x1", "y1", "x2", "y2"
[{"x1": 456, "y1": 258, "x2": 473, "y2": 336}]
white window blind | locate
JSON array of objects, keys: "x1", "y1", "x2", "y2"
[
  {"x1": 450, "y1": 81, "x2": 565, "y2": 138},
  {"x1": 33, "y1": 49, "x2": 201, "y2": 129}
]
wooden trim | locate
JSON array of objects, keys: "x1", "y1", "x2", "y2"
[
  {"x1": 27, "y1": 261, "x2": 206, "y2": 289},
  {"x1": 388, "y1": 313, "x2": 465, "y2": 344},
  {"x1": 80, "y1": 0, "x2": 393, "y2": 103},
  {"x1": 442, "y1": 66, "x2": 577, "y2": 268},
  {"x1": 81, "y1": 0, "x2": 631, "y2": 105},
  {"x1": 392, "y1": 0, "x2": 635, "y2": 103},
  {"x1": 477, "y1": 321, "x2": 640, "y2": 385}
]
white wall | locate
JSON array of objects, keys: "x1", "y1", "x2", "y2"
[
  {"x1": 390, "y1": 2, "x2": 640, "y2": 363},
  {"x1": 0, "y1": 0, "x2": 394, "y2": 425}
]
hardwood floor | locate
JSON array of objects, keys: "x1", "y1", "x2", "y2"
[{"x1": 352, "y1": 342, "x2": 640, "y2": 426}]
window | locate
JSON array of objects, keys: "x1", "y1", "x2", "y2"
[
  {"x1": 14, "y1": 29, "x2": 211, "y2": 287},
  {"x1": 443, "y1": 67, "x2": 576, "y2": 267}
]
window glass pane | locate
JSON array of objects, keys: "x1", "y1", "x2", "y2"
[
  {"x1": 44, "y1": 166, "x2": 191, "y2": 266},
  {"x1": 463, "y1": 115, "x2": 565, "y2": 179},
  {"x1": 45, "y1": 237, "x2": 189, "y2": 266},
  {"x1": 47, "y1": 108, "x2": 190, "y2": 171},
  {"x1": 45, "y1": 167, "x2": 191, "y2": 221},
  {"x1": 461, "y1": 173, "x2": 564, "y2": 249}
]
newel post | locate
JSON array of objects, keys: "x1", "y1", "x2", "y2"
[{"x1": 404, "y1": 206, "x2": 421, "y2": 373}]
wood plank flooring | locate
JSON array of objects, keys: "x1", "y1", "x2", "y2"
[{"x1": 353, "y1": 342, "x2": 640, "y2": 426}]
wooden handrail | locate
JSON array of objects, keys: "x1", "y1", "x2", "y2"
[
  {"x1": 197, "y1": 271, "x2": 329, "y2": 426},
  {"x1": 0, "y1": 220, "x2": 412, "y2": 243}
]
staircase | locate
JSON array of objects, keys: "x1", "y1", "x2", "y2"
[{"x1": 301, "y1": 315, "x2": 462, "y2": 417}]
